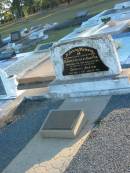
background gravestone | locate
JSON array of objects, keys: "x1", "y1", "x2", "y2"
[
  {"x1": 35, "y1": 43, "x2": 53, "y2": 53},
  {"x1": 11, "y1": 31, "x2": 21, "y2": 42},
  {"x1": 0, "y1": 77, "x2": 6, "y2": 95}
]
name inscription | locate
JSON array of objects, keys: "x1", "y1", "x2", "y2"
[{"x1": 63, "y1": 47, "x2": 109, "y2": 76}]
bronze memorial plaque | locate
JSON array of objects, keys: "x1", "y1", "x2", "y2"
[{"x1": 63, "y1": 47, "x2": 109, "y2": 76}]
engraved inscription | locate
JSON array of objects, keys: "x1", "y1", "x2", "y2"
[{"x1": 63, "y1": 47, "x2": 109, "y2": 75}]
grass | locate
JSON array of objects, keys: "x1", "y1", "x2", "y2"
[
  {"x1": 24, "y1": 26, "x2": 75, "y2": 52},
  {"x1": 0, "y1": 0, "x2": 126, "y2": 37},
  {"x1": 0, "y1": 0, "x2": 127, "y2": 51}
]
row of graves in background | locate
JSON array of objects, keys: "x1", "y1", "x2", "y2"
[
  {"x1": 0, "y1": 10, "x2": 90, "y2": 56},
  {"x1": 0, "y1": 24, "x2": 55, "y2": 62}
]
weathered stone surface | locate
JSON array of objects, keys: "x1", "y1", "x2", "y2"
[{"x1": 51, "y1": 35, "x2": 121, "y2": 80}]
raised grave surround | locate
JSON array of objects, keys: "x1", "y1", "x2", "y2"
[{"x1": 49, "y1": 35, "x2": 130, "y2": 97}]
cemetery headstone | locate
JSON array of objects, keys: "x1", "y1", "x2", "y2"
[
  {"x1": 51, "y1": 35, "x2": 121, "y2": 81},
  {"x1": 49, "y1": 35, "x2": 130, "y2": 97},
  {"x1": 11, "y1": 31, "x2": 21, "y2": 42},
  {"x1": 0, "y1": 69, "x2": 17, "y2": 99},
  {"x1": 0, "y1": 50, "x2": 16, "y2": 61}
]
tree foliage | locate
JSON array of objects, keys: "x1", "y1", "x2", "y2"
[{"x1": 0, "y1": 0, "x2": 73, "y2": 23}]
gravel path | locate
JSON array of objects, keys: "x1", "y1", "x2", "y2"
[
  {"x1": 65, "y1": 94, "x2": 130, "y2": 173},
  {"x1": 0, "y1": 98, "x2": 63, "y2": 173}
]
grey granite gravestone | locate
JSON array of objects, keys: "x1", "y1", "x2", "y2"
[
  {"x1": 11, "y1": 31, "x2": 21, "y2": 42},
  {"x1": 40, "y1": 109, "x2": 86, "y2": 138},
  {"x1": 0, "y1": 77, "x2": 6, "y2": 95}
]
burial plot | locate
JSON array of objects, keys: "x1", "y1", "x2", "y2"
[
  {"x1": 11, "y1": 31, "x2": 21, "y2": 42},
  {"x1": 40, "y1": 109, "x2": 86, "y2": 138},
  {"x1": 49, "y1": 35, "x2": 130, "y2": 97}
]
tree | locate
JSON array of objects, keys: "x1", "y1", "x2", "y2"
[
  {"x1": 11, "y1": 0, "x2": 23, "y2": 19},
  {"x1": 0, "y1": 0, "x2": 11, "y2": 23}
]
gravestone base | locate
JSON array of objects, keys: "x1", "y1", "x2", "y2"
[
  {"x1": 49, "y1": 73, "x2": 130, "y2": 98},
  {"x1": 40, "y1": 110, "x2": 86, "y2": 138}
]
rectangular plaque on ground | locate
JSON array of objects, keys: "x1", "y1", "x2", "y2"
[{"x1": 40, "y1": 109, "x2": 87, "y2": 138}]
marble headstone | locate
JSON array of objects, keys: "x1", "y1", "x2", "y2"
[
  {"x1": 51, "y1": 35, "x2": 121, "y2": 81},
  {"x1": 48, "y1": 35, "x2": 130, "y2": 97}
]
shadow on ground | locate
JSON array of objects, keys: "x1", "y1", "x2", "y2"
[{"x1": 0, "y1": 97, "x2": 63, "y2": 172}]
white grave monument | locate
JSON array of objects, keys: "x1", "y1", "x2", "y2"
[
  {"x1": 0, "y1": 69, "x2": 18, "y2": 99},
  {"x1": 49, "y1": 35, "x2": 130, "y2": 98}
]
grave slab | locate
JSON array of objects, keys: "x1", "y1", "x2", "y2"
[
  {"x1": 49, "y1": 35, "x2": 130, "y2": 98},
  {"x1": 40, "y1": 110, "x2": 86, "y2": 138}
]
